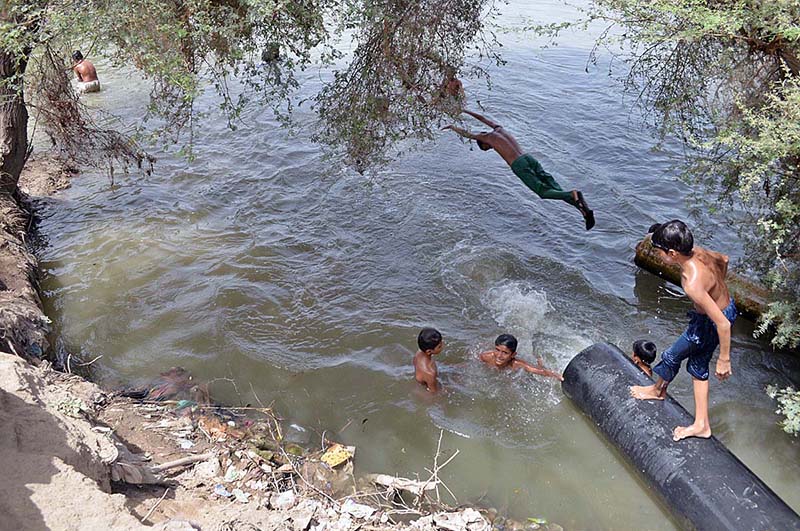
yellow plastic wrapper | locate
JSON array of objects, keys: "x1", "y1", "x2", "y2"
[{"x1": 321, "y1": 443, "x2": 354, "y2": 468}]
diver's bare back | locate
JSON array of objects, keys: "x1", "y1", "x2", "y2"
[
  {"x1": 684, "y1": 247, "x2": 731, "y2": 313},
  {"x1": 478, "y1": 127, "x2": 524, "y2": 165}
]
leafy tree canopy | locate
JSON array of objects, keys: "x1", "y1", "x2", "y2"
[{"x1": 1, "y1": 0, "x2": 499, "y2": 180}]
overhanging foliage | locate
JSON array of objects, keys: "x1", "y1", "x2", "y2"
[
  {"x1": 1, "y1": 0, "x2": 500, "y2": 178},
  {"x1": 530, "y1": 0, "x2": 800, "y2": 349}
]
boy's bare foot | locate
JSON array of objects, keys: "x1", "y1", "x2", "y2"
[
  {"x1": 673, "y1": 423, "x2": 711, "y2": 441},
  {"x1": 630, "y1": 384, "x2": 665, "y2": 400},
  {"x1": 571, "y1": 190, "x2": 595, "y2": 231}
]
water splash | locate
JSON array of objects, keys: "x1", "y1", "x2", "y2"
[
  {"x1": 482, "y1": 281, "x2": 593, "y2": 406},
  {"x1": 484, "y1": 282, "x2": 555, "y2": 339}
]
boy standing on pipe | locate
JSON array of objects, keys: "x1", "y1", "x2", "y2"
[
  {"x1": 442, "y1": 110, "x2": 595, "y2": 230},
  {"x1": 630, "y1": 220, "x2": 737, "y2": 441}
]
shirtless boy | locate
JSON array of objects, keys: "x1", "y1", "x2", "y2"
[
  {"x1": 443, "y1": 109, "x2": 594, "y2": 230},
  {"x1": 72, "y1": 50, "x2": 100, "y2": 93},
  {"x1": 479, "y1": 334, "x2": 563, "y2": 381},
  {"x1": 414, "y1": 328, "x2": 444, "y2": 393},
  {"x1": 630, "y1": 220, "x2": 737, "y2": 441}
]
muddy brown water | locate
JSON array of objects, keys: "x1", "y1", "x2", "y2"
[{"x1": 34, "y1": 1, "x2": 799, "y2": 528}]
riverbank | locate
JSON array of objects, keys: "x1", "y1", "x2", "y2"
[
  {"x1": 0, "y1": 152, "x2": 557, "y2": 531},
  {"x1": 0, "y1": 348, "x2": 508, "y2": 530}
]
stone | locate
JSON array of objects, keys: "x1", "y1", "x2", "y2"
[
  {"x1": 340, "y1": 498, "x2": 376, "y2": 520},
  {"x1": 433, "y1": 508, "x2": 490, "y2": 531},
  {"x1": 291, "y1": 500, "x2": 319, "y2": 531},
  {"x1": 272, "y1": 490, "x2": 297, "y2": 510},
  {"x1": 194, "y1": 457, "x2": 221, "y2": 479},
  {"x1": 331, "y1": 514, "x2": 352, "y2": 531}
]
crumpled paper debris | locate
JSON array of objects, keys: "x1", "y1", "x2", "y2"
[
  {"x1": 340, "y1": 498, "x2": 375, "y2": 520},
  {"x1": 214, "y1": 484, "x2": 231, "y2": 498},
  {"x1": 232, "y1": 488, "x2": 250, "y2": 503}
]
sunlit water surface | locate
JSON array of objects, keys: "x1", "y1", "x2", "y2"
[{"x1": 34, "y1": 1, "x2": 799, "y2": 528}]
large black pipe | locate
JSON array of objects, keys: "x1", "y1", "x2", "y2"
[{"x1": 561, "y1": 342, "x2": 800, "y2": 531}]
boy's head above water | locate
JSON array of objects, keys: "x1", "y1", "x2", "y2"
[
  {"x1": 418, "y1": 327, "x2": 443, "y2": 354},
  {"x1": 632, "y1": 340, "x2": 657, "y2": 365},
  {"x1": 492, "y1": 334, "x2": 518, "y2": 366}
]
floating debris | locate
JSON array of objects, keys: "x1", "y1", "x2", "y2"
[{"x1": 371, "y1": 474, "x2": 437, "y2": 497}]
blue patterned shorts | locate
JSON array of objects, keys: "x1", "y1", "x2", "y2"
[{"x1": 652, "y1": 298, "x2": 737, "y2": 382}]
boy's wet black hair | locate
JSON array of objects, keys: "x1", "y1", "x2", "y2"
[
  {"x1": 649, "y1": 219, "x2": 693, "y2": 256},
  {"x1": 495, "y1": 334, "x2": 518, "y2": 353},
  {"x1": 418, "y1": 327, "x2": 442, "y2": 351},
  {"x1": 476, "y1": 139, "x2": 491, "y2": 151},
  {"x1": 632, "y1": 340, "x2": 657, "y2": 364},
  {"x1": 72, "y1": 50, "x2": 83, "y2": 62}
]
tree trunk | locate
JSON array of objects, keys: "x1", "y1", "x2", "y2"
[{"x1": 0, "y1": 49, "x2": 29, "y2": 195}]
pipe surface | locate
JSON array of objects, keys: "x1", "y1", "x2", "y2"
[{"x1": 562, "y1": 342, "x2": 800, "y2": 531}]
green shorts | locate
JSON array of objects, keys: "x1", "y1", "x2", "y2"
[{"x1": 510, "y1": 154, "x2": 575, "y2": 204}]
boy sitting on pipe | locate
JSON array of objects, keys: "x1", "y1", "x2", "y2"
[{"x1": 630, "y1": 220, "x2": 737, "y2": 441}]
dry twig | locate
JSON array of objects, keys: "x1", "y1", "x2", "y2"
[
  {"x1": 150, "y1": 453, "x2": 214, "y2": 473},
  {"x1": 141, "y1": 487, "x2": 170, "y2": 523}
]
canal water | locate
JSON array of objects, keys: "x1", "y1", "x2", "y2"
[{"x1": 34, "y1": 1, "x2": 799, "y2": 528}]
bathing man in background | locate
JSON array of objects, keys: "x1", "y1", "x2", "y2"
[
  {"x1": 72, "y1": 50, "x2": 100, "y2": 93},
  {"x1": 479, "y1": 334, "x2": 563, "y2": 381},
  {"x1": 414, "y1": 328, "x2": 444, "y2": 393},
  {"x1": 630, "y1": 220, "x2": 737, "y2": 441},
  {"x1": 442, "y1": 110, "x2": 595, "y2": 230}
]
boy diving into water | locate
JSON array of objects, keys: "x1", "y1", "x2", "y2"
[
  {"x1": 442, "y1": 109, "x2": 595, "y2": 230},
  {"x1": 630, "y1": 221, "x2": 737, "y2": 441},
  {"x1": 479, "y1": 334, "x2": 563, "y2": 381}
]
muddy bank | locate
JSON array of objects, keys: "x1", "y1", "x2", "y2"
[
  {"x1": 0, "y1": 152, "x2": 78, "y2": 363},
  {"x1": 0, "y1": 170, "x2": 47, "y2": 363},
  {"x1": 0, "y1": 352, "x2": 149, "y2": 530},
  {"x1": 0, "y1": 350, "x2": 515, "y2": 530},
  {"x1": 0, "y1": 153, "x2": 558, "y2": 531}
]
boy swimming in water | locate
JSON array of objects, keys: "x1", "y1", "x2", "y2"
[
  {"x1": 414, "y1": 328, "x2": 444, "y2": 393},
  {"x1": 631, "y1": 340, "x2": 657, "y2": 377},
  {"x1": 479, "y1": 334, "x2": 563, "y2": 381}
]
